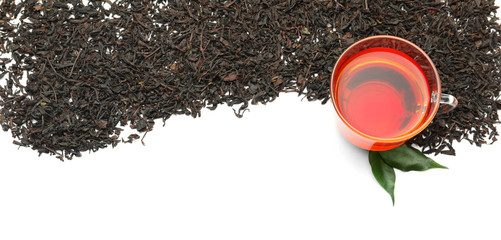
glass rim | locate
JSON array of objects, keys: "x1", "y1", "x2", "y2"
[{"x1": 329, "y1": 35, "x2": 442, "y2": 143}]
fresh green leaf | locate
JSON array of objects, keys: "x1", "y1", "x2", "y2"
[
  {"x1": 369, "y1": 151, "x2": 396, "y2": 205},
  {"x1": 379, "y1": 144, "x2": 448, "y2": 172}
]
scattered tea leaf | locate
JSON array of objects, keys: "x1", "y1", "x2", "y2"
[
  {"x1": 223, "y1": 74, "x2": 239, "y2": 82},
  {"x1": 300, "y1": 27, "x2": 311, "y2": 35}
]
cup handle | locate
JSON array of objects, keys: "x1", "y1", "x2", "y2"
[{"x1": 438, "y1": 94, "x2": 458, "y2": 115}]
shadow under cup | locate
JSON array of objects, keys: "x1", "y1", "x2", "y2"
[{"x1": 330, "y1": 35, "x2": 441, "y2": 151}]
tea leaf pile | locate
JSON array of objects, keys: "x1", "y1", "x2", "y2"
[{"x1": 1, "y1": 0, "x2": 500, "y2": 160}]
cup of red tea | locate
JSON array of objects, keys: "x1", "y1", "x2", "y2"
[{"x1": 330, "y1": 35, "x2": 457, "y2": 151}]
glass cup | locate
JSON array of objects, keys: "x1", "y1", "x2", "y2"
[{"x1": 330, "y1": 35, "x2": 457, "y2": 151}]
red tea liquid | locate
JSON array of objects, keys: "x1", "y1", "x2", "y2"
[{"x1": 335, "y1": 47, "x2": 430, "y2": 139}]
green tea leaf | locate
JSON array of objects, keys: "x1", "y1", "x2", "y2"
[
  {"x1": 379, "y1": 144, "x2": 448, "y2": 172},
  {"x1": 369, "y1": 151, "x2": 396, "y2": 205}
]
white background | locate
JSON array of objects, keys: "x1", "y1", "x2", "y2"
[{"x1": 1, "y1": 3, "x2": 501, "y2": 240}]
